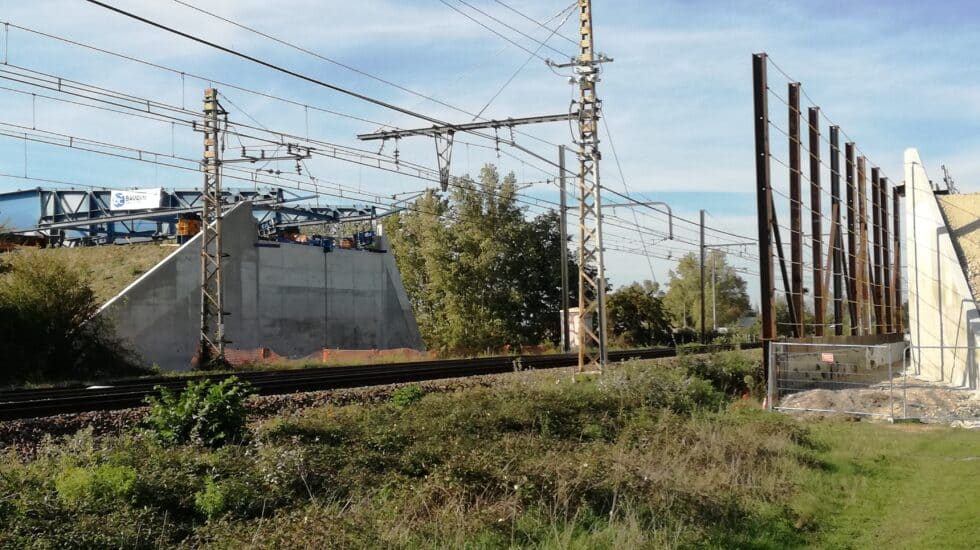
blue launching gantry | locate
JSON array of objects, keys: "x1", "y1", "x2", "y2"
[{"x1": 0, "y1": 186, "x2": 399, "y2": 246}]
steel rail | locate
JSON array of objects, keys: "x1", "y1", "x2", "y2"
[{"x1": 0, "y1": 344, "x2": 759, "y2": 420}]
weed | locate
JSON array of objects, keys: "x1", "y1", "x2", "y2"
[
  {"x1": 681, "y1": 350, "x2": 763, "y2": 397},
  {"x1": 55, "y1": 464, "x2": 137, "y2": 508},
  {"x1": 144, "y1": 376, "x2": 254, "y2": 448},
  {"x1": 390, "y1": 384, "x2": 425, "y2": 409}
]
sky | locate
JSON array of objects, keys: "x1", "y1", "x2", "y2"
[{"x1": 0, "y1": 0, "x2": 978, "y2": 308}]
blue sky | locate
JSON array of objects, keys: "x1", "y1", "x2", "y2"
[{"x1": 1, "y1": 0, "x2": 978, "y2": 306}]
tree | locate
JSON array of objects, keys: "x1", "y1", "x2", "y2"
[
  {"x1": 662, "y1": 250, "x2": 751, "y2": 332},
  {"x1": 386, "y1": 164, "x2": 587, "y2": 352},
  {"x1": 607, "y1": 281, "x2": 672, "y2": 347},
  {"x1": 0, "y1": 252, "x2": 144, "y2": 385}
]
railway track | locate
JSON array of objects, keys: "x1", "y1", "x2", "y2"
[{"x1": 0, "y1": 343, "x2": 760, "y2": 420}]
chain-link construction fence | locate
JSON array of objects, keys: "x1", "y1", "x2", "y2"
[{"x1": 767, "y1": 342, "x2": 980, "y2": 427}]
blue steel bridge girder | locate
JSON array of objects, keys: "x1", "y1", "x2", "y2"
[{"x1": 0, "y1": 186, "x2": 396, "y2": 244}]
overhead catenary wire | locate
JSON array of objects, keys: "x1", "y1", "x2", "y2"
[
  {"x1": 492, "y1": 0, "x2": 579, "y2": 47},
  {"x1": 0, "y1": 60, "x2": 757, "y2": 257},
  {"x1": 450, "y1": 0, "x2": 575, "y2": 59},
  {"x1": 43, "y1": 6, "x2": 581, "y2": 182},
  {"x1": 437, "y1": 0, "x2": 561, "y2": 62},
  {"x1": 82, "y1": 0, "x2": 465, "y2": 129},
  {"x1": 601, "y1": 113, "x2": 657, "y2": 282},
  {"x1": 472, "y1": 2, "x2": 577, "y2": 120},
  {"x1": 0, "y1": 65, "x2": 712, "y2": 250},
  {"x1": 1, "y1": 12, "x2": 764, "y2": 284}
]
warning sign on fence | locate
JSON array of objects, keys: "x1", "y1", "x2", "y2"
[{"x1": 821, "y1": 353, "x2": 834, "y2": 363}]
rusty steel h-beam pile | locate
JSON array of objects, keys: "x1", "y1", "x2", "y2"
[{"x1": 752, "y1": 53, "x2": 905, "y2": 376}]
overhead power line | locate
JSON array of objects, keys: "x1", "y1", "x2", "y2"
[
  {"x1": 493, "y1": 0, "x2": 579, "y2": 46},
  {"x1": 76, "y1": 3, "x2": 580, "y2": 180},
  {"x1": 451, "y1": 0, "x2": 573, "y2": 59},
  {"x1": 472, "y1": 2, "x2": 577, "y2": 120},
  {"x1": 168, "y1": 0, "x2": 487, "y2": 126},
  {"x1": 84, "y1": 0, "x2": 456, "y2": 128},
  {"x1": 437, "y1": 0, "x2": 552, "y2": 62}
]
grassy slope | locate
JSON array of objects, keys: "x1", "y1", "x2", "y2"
[
  {"x1": 798, "y1": 422, "x2": 980, "y2": 549},
  {"x1": 16, "y1": 243, "x2": 173, "y2": 304}
]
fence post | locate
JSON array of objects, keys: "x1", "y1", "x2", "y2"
[
  {"x1": 887, "y1": 345, "x2": 895, "y2": 421},
  {"x1": 903, "y1": 344, "x2": 909, "y2": 420},
  {"x1": 767, "y1": 343, "x2": 776, "y2": 411}
]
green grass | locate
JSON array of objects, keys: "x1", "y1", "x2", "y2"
[
  {"x1": 795, "y1": 421, "x2": 980, "y2": 549},
  {"x1": 15, "y1": 242, "x2": 173, "y2": 304},
  {"x1": 1, "y1": 352, "x2": 977, "y2": 548}
]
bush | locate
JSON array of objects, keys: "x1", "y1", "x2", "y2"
[
  {"x1": 195, "y1": 477, "x2": 260, "y2": 520},
  {"x1": 144, "y1": 376, "x2": 255, "y2": 448},
  {"x1": 55, "y1": 464, "x2": 137, "y2": 508},
  {"x1": 0, "y1": 252, "x2": 145, "y2": 385},
  {"x1": 681, "y1": 351, "x2": 763, "y2": 397},
  {"x1": 390, "y1": 384, "x2": 425, "y2": 409}
]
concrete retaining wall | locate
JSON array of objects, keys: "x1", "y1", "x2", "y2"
[
  {"x1": 99, "y1": 202, "x2": 423, "y2": 371},
  {"x1": 905, "y1": 148, "x2": 979, "y2": 390}
]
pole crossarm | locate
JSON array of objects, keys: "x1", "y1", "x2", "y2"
[
  {"x1": 356, "y1": 113, "x2": 577, "y2": 141},
  {"x1": 601, "y1": 201, "x2": 673, "y2": 240}
]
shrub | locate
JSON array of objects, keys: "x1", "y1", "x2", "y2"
[
  {"x1": 390, "y1": 384, "x2": 425, "y2": 409},
  {"x1": 0, "y1": 252, "x2": 145, "y2": 385},
  {"x1": 194, "y1": 477, "x2": 260, "y2": 520},
  {"x1": 55, "y1": 464, "x2": 137, "y2": 508},
  {"x1": 681, "y1": 351, "x2": 762, "y2": 397},
  {"x1": 144, "y1": 376, "x2": 255, "y2": 448}
]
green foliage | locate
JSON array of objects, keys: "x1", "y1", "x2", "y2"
[
  {"x1": 386, "y1": 164, "x2": 595, "y2": 352},
  {"x1": 16, "y1": 351, "x2": 977, "y2": 548},
  {"x1": 663, "y1": 250, "x2": 752, "y2": 331},
  {"x1": 0, "y1": 252, "x2": 145, "y2": 386},
  {"x1": 194, "y1": 477, "x2": 260, "y2": 520},
  {"x1": 390, "y1": 384, "x2": 425, "y2": 409},
  {"x1": 55, "y1": 464, "x2": 136, "y2": 508},
  {"x1": 681, "y1": 350, "x2": 763, "y2": 397},
  {"x1": 144, "y1": 376, "x2": 255, "y2": 448},
  {"x1": 607, "y1": 280, "x2": 672, "y2": 347}
]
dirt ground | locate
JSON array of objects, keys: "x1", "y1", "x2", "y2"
[{"x1": 779, "y1": 373, "x2": 980, "y2": 428}]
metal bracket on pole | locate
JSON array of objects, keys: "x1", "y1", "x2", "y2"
[{"x1": 434, "y1": 131, "x2": 454, "y2": 192}]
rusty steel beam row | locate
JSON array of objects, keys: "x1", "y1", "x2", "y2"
[{"x1": 754, "y1": 53, "x2": 903, "y2": 342}]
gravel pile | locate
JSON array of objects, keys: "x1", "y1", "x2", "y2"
[{"x1": 779, "y1": 375, "x2": 980, "y2": 428}]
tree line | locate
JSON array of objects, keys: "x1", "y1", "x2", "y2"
[{"x1": 386, "y1": 164, "x2": 753, "y2": 353}]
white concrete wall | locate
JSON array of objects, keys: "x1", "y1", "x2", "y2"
[
  {"x1": 99, "y1": 202, "x2": 423, "y2": 371},
  {"x1": 905, "y1": 148, "x2": 979, "y2": 390}
]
